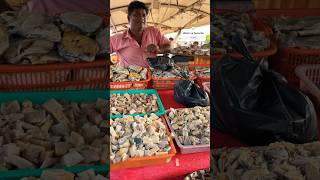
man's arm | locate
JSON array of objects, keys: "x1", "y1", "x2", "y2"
[{"x1": 147, "y1": 27, "x2": 171, "y2": 54}]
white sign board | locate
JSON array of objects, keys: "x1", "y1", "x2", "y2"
[{"x1": 179, "y1": 27, "x2": 207, "y2": 42}]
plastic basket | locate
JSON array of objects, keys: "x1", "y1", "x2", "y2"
[
  {"x1": 110, "y1": 116, "x2": 176, "y2": 171},
  {"x1": 110, "y1": 89, "x2": 165, "y2": 119},
  {"x1": 0, "y1": 59, "x2": 108, "y2": 91},
  {"x1": 189, "y1": 64, "x2": 210, "y2": 87},
  {"x1": 252, "y1": 9, "x2": 320, "y2": 87},
  {"x1": 295, "y1": 65, "x2": 320, "y2": 109},
  {"x1": 151, "y1": 67, "x2": 197, "y2": 90},
  {"x1": 213, "y1": 9, "x2": 277, "y2": 61},
  {"x1": 110, "y1": 69, "x2": 151, "y2": 90},
  {"x1": 164, "y1": 110, "x2": 210, "y2": 154},
  {"x1": 0, "y1": 89, "x2": 109, "y2": 179}
]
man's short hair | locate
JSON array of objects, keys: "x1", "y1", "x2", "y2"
[{"x1": 128, "y1": 1, "x2": 148, "y2": 16}]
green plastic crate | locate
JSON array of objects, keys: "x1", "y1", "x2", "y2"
[
  {"x1": 0, "y1": 89, "x2": 109, "y2": 179},
  {"x1": 110, "y1": 89, "x2": 165, "y2": 119}
]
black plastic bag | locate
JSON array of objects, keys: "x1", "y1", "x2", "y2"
[
  {"x1": 212, "y1": 35, "x2": 318, "y2": 145},
  {"x1": 174, "y1": 80, "x2": 209, "y2": 107}
]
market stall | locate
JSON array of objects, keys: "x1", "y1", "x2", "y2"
[{"x1": 110, "y1": 0, "x2": 211, "y2": 179}]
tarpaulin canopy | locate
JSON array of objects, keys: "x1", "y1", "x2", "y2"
[{"x1": 110, "y1": 0, "x2": 210, "y2": 34}]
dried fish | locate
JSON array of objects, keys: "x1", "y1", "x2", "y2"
[
  {"x1": 213, "y1": 141, "x2": 320, "y2": 180},
  {"x1": 151, "y1": 65, "x2": 193, "y2": 78},
  {"x1": 58, "y1": 31, "x2": 99, "y2": 62},
  {"x1": 0, "y1": 98, "x2": 108, "y2": 170},
  {"x1": 168, "y1": 106, "x2": 210, "y2": 146},
  {"x1": 184, "y1": 169, "x2": 211, "y2": 180},
  {"x1": 110, "y1": 65, "x2": 148, "y2": 82},
  {"x1": 110, "y1": 114, "x2": 171, "y2": 164},
  {"x1": 195, "y1": 67, "x2": 210, "y2": 77},
  {"x1": 212, "y1": 12, "x2": 270, "y2": 53},
  {"x1": 110, "y1": 93, "x2": 159, "y2": 115},
  {"x1": 262, "y1": 16, "x2": 320, "y2": 49},
  {"x1": 60, "y1": 12, "x2": 103, "y2": 33}
]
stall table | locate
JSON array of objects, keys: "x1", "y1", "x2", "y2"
[{"x1": 110, "y1": 90, "x2": 210, "y2": 180}]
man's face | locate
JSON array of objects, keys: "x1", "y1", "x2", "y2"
[{"x1": 128, "y1": 9, "x2": 147, "y2": 31}]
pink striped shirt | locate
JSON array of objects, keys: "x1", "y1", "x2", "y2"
[{"x1": 110, "y1": 26, "x2": 170, "y2": 67}]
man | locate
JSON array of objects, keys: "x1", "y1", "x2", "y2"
[{"x1": 110, "y1": 1, "x2": 171, "y2": 67}]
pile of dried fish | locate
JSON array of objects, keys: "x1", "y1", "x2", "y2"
[
  {"x1": 110, "y1": 65, "x2": 148, "y2": 82},
  {"x1": 195, "y1": 67, "x2": 210, "y2": 77},
  {"x1": 20, "y1": 169, "x2": 108, "y2": 180},
  {"x1": 167, "y1": 106, "x2": 210, "y2": 146},
  {"x1": 0, "y1": 98, "x2": 109, "y2": 170},
  {"x1": 170, "y1": 46, "x2": 210, "y2": 56},
  {"x1": 110, "y1": 93, "x2": 159, "y2": 115},
  {"x1": 151, "y1": 65, "x2": 193, "y2": 78},
  {"x1": 0, "y1": 10, "x2": 107, "y2": 64},
  {"x1": 184, "y1": 169, "x2": 211, "y2": 180},
  {"x1": 110, "y1": 114, "x2": 171, "y2": 163},
  {"x1": 262, "y1": 16, "x2": 320, "y2": 49},
  {"x1": 213, "y1": 141, "x2": 320, "y2": 179},
  {"x1": 212, "y1": 12, "x2": 270, "y2": 54}
]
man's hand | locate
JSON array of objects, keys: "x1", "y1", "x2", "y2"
[{"x1": 147, "y1": 44, "x2": 160, "y2": 53}]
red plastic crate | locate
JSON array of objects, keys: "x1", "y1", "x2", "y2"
[
  {"x1": 151, "y1": 67, "x2": 197, "y2": 90},
  {"x1": 295, "y1": 65, "x2": 320, "y2": 110},
  {"x1": 0, "y1": 60, "x2": 108, "y2": 91},
  {"x1": 252, "y1": 9, "x2": 320, "y2": 87}
]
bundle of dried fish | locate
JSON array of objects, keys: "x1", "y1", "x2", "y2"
[
  {"x1": 110, "y1": 93, "x2": 158, "y2": 115},
  {"x1": 20, "y1": 169, "x2": 109, "y2": 180},
  {"x1": 213, "y1": 141, "x2": 320, "y2": 180},
  {"x1": 262, "y1": 16, "x2": 320, "y2": 49},
  {"x1": 110, "y1": 65, "x2": 148, "y2": 82},
  {"x1": 58, "y1": 31, "x2": 100, "y2": 62},
  {"x1": 3, "y1": 39, "x2": 55, "y2": 64},
  {"x1": 212, "y1": 12, "x2": 270, "y2": 53},
  {"x1": 195, "y1": 67, "x2": 210, "y2": 77},
  {"x1": 151, "y1": 65, "x2": 193, "y2": 78},
  {"x1": 0, "y1": 10, "x2": 106, "y2": 64},
  {"x1": 60, "y1": 12, "x2": 103, "y2": 34},
  {"x1": 0, "y1": 98, "x2": 109, "y2": 170},
  {"x1": 167, "y1": 106, "x2": 210, "y2": 146},
  {"x1": 110, "y1": 114, "x2": 171, "y2": 163},
  {"x1": 184, "y1": 169, "x2": 211, "y2": 180},
  {"x1": 1, "y1": 11, "x2": 61, "y2": 42}
]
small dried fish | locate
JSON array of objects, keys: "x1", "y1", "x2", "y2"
[
  {"x1": 212, "y1": 12, "x2": 270, "y2": 53},
  {"x1": 168, "y1": 106, "x2": 210, "y2": 146},
  {"x1": 0, "y1": 98, "x2": 108, "y2": 170},
  {"x1": 110, "y1": 114, "x2": 171, "y2": 164},
  {"x1": 195, "y1": 67, "x2": 210, "y2": 77},
  {"x1": 110, "y1": 65, "x2": 148, "y2": 82},
  {"x1": 110, "y1": 93, "x2": 159, "y2": 115},
  {"x1": 213, "y1": 141, "x2": 320, "y2": 180}
]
